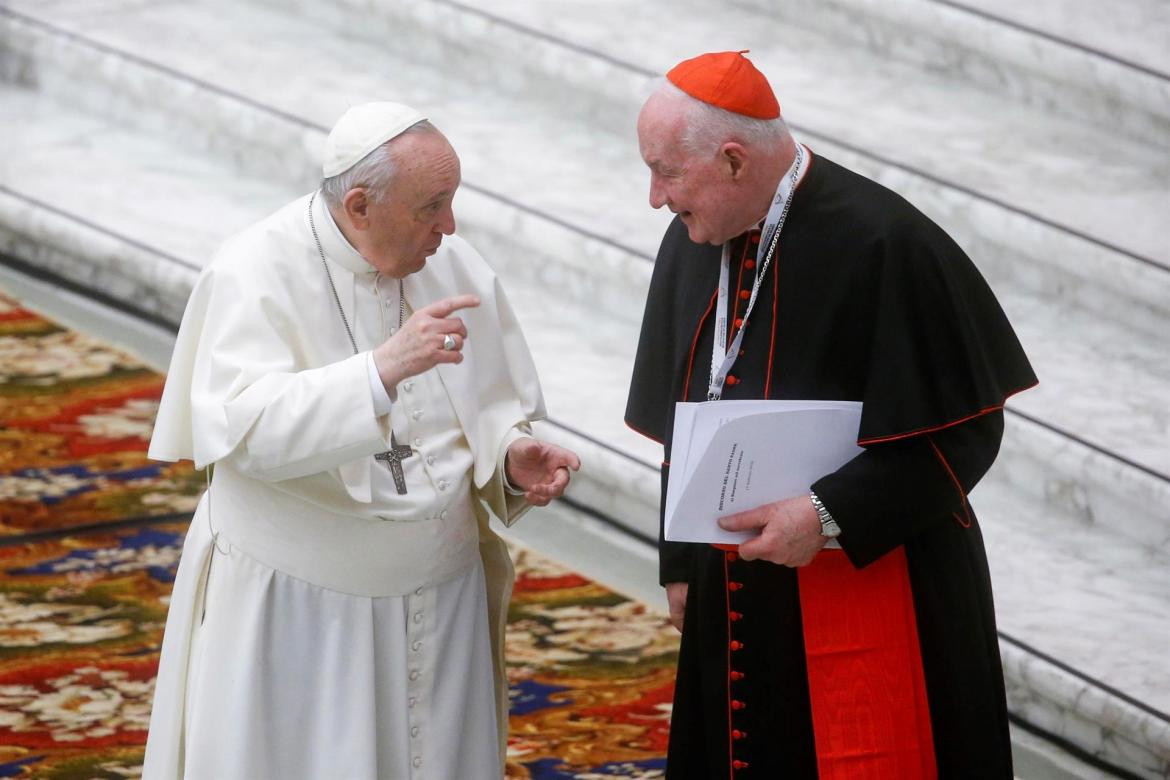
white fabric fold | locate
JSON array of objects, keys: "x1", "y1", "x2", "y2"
[
  {"x1": 144, "y1": 498, "x2": 499, "y2": 779},
  {"x1": 365, "y1": 350, "x2": 395, "y2": 416}
]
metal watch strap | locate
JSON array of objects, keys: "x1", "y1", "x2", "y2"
[{"x1": 810, "y1": 491, "x2": 841, "y2": 538}]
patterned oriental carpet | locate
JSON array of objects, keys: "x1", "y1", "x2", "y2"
[{"x1": 0, "y1": 288, "x2": 677, "y2": 779}]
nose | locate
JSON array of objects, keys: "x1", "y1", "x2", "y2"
[
  {"x1": 648, "y1": 173, "x2": 668, "y2": 210},
  {"x1": 438, "y1": 202, "x2": 456, "y2": 235}
]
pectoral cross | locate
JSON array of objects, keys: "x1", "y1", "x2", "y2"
[{"x1": 374, "y1": 432, "x2": 414, "y2": 495}]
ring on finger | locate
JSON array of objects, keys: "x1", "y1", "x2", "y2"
[{"x1": 442, "y1": 334, "x2": 457, "y2": 351}]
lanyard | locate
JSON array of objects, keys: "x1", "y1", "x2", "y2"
[{"x1": 708, "y1": 144, "x2": 805, "y2": 400}]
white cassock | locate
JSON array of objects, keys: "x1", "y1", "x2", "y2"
[{"x1": 143, "y1": 191, "x2": 545, "y2": 779}]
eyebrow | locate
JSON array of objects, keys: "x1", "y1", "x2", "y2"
[
  {"x1": 425, "y1": 175, "x2": 462, "y2": 205},
  {"x1": 650, "y1": 160, "x2": 685, "y2": 175},
  {"x1": 423, "y1": 190, "x2": 454, "y2": 206}
]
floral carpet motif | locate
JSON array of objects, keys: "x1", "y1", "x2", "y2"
[
  {"x1": 505, "y1": 548, "x2": 676, "y2": 779},
  {"x1": 0, "y1": 522, "x2": 185, "y2": 778},
  {"x1": 0, "y1": 291, "x2": 203, "y2": 537},
  {"x1": 0, "y1": 284, "x2": 678, "y2": 778}
]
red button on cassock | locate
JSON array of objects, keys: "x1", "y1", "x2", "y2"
[
  {"x1": 731, "y1": 700, "x2": 746, "y2": 710},
  {"x1": 732, "y1": 729, "x2": 747, "y2": 740},
  {"x1": 728, "y1": 582, "x2": 744, "y2": 591},
  {"x1": 729, "y1": 640, "x2": 744, "y2": 651},
  {"x1": 750, "y1": 232, "x2": 761, "y2": 244},
  {"x1": 730, "y1": 671, "x2": 745, "y2": 681},
  {"x1": 739, "y1": 289, "x2": 751, "y2": 300},
  {"x1": 725, "y1": 551, "x2": 738, "y2": 562},
  {"x1": 733, "y1": 318, "x2": 744, "y2": 329},
  {"x1": 733, "y1": 759, "x2": 750, "y2": 770},
  {"x1": 745, "y1": 259, "x2": 756, "y2": 269},
  {"x1": 729, "y1": 611, "x2": 743, "y2": 622},
  {"x1": 725, "y1": 375, "x2": 739, "y2": 386}
]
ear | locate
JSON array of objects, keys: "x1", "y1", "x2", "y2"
[
  {"x1": 719, "y1": 142, "x2": 748, "y2": 180},
  {"x1": 341, "y1": 188, "x2": 371, "y2": 229}
]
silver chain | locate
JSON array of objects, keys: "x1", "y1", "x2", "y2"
[
  {"x1": 308, "y1": 191, "x2": 404, "y2": 355},
  {"x1": 751, "y1": 151, "x2": 802, "y2": 310}
]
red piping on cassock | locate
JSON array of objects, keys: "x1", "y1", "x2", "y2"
[
  {"x1": 929, "y1": 435, "x2": 974, "y2": 528},
  {"x1": 855, "y1": 382, "x2": 1037, "y2": 446},
  {"x1": 682, "y1": 291, "x2": 718, "y2": 402}
]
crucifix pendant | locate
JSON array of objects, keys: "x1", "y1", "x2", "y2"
[{"x1": 374, "y1": 432, "x2": 414, "y2": 495}]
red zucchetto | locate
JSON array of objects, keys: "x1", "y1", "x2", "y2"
[{"x1": 666, "y1": 50, "x2": 781, "y2": 119}]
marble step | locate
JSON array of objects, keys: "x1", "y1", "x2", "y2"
[
  {"x1": 976, "y1": 482, "x2": 1170, "y2": 778},
  {"x1": 731, "y1": 0, "x2": 1170, "y2": 146},
  {"x1": 992, "y1": 285, "x2": 1170, "y2": 529},
  {"x1": 3, "y1": 3, "x2": 1167, "y2": 517},
  {"x1": 2, "y1": 90, "x2": 1167, "y2": 780},
  {"x1": 987, "y1": 434, "x2": 1167, "y2": 780},
  {"x1": 953, "y1": 0, "x2": 1170, "y2": 78},
  {"x1": 243, "y1": 0, "x2": 1170, "y2": 339},
  {"x1": 0, "y1": 3, "x2": 664, "y2": 329}
]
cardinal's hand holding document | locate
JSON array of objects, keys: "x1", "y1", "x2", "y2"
[{"x1": 664, "y1": 400, "x2": 861, "y2": 565}]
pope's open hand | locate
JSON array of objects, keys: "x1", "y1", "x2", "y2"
[
  {"x1": 505, "y1": 438, "x2": 582, "y2": 507},
  {"x1": 373, "y1": 294, "x2": 479, "y2": 389},
  {"x1": 717, "y1": 494, "x2": 827, "y2": 567}
]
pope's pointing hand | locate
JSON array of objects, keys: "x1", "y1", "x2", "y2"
[
  {"x1": 373, "y1": 295, "x2": 479, "y2": 389},
  {"x1": 505, "y1": 438, "x2": 582, "y2": 507}
]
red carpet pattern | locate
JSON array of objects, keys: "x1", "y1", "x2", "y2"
[{"x1": 0, "y1": 285, "x2": 677, "y2": 778}]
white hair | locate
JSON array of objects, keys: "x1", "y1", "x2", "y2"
[
  {"x1": 320, "y1": 120, "x2": 438, "y2": 207},
  {"x1": 655, "y1": 80, "x2": 789, "y2": 157}
]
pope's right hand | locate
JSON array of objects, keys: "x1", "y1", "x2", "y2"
[{"x1": 372, "y1": 294, "x2": 479, "y2": 389}]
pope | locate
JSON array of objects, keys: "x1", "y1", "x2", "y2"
[{"x1": 143, "y1": 101, "x2": 580, "y2": 779}]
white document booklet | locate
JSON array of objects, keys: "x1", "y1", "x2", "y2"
[{"x1": 664, "y1": 400, "x2": 864, "y2": 545}]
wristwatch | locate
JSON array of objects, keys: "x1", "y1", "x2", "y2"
[{"x1": 809, "y1": 491, "x2": 841, "y2": 538}]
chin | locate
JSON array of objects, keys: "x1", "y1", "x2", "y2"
[
  {"x1": 683, "y1": 221, "x2": 706, "y2": 244},
  {"x1": 685, "y1": 224, "x2": 722, "y2": 246}
]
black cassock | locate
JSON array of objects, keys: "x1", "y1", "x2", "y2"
[{"x1": 626, "y1": 152, "x2": 1037, "y2": 779}]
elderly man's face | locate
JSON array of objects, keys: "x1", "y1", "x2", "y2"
[
  {"x1": 637, "y1": 96, "x2": 751, "y2": 246},
  {"x1": 363, "y1": 132, "x2": 461, "y2": 277}
]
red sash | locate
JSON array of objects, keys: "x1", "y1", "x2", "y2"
[{"x1": 797, "y1": 547, "x2": 937, "y2": 778}]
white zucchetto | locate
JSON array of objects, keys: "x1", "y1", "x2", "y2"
[{"x1": 322, "y1": 102, "x2": 428, "y2": 178}]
